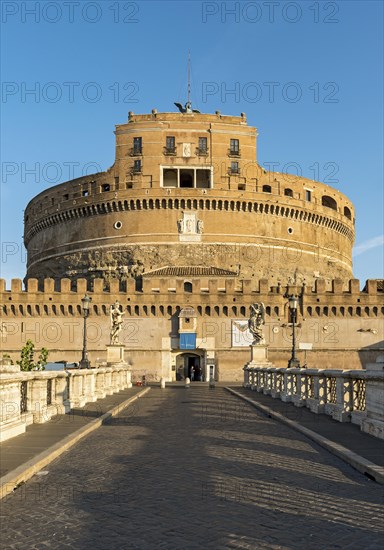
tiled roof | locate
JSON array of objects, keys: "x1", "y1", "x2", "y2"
[{"x1": 142, "y1": 266, "x2": 237, "y2": 277}]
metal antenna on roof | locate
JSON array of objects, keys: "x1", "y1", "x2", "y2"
[
  {"x1": 187, "y1": 50, "x2": 191, "y2": 108},
  {"x1": 174, "y1": 51, "x2": 201, "y2": 114}
]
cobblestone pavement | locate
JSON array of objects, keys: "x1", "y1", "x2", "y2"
[{"x1": 1, "y1": 387, "x2": 383, "y2": 550}]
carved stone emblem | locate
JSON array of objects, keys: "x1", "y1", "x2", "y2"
[{"x1": 177, "y1": 212, "x2": 203, "y2": 242}]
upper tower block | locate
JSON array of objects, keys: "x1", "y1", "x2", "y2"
[
  {"x1": 23, "y1": 107, "x2": 355, "y2": 285},
  {"x1": 114, "y1": 110, "x2": 256, "y2": 191}
]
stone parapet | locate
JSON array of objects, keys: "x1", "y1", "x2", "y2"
[
  {"x1": 361, "y1": 356, "x2": 384, "y2": 439},
  {"x1": 0, "y1": 365, "x2": 132, "y2": 442},
  {"x1": 243, "y1": 363, "x2": 384, "y2": 439}
]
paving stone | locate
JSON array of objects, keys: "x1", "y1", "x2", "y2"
[{"x1": 1, "y1": 387, "x2": 383, "y2": 549}]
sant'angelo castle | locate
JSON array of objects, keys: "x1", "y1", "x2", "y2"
[{"x1": 1, "y1": 103, "x2": 383, "y2": 381}]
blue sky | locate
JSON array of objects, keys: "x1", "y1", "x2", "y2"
[{"x1": 1, "y1": 0, "x2": 383, "y2": 285}]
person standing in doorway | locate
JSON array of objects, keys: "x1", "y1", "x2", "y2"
[{"x1": 190, "y1": 366, "x2": 195, "y2": 381}]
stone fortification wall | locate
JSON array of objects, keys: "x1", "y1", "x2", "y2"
[{"x1": 1, "y1": 277, "x2": 382, "y2": 378}]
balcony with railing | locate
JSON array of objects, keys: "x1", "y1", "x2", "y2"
[
  {"x1": 164, "y1": 146, "x2": 177, "y2": 156},
  {"x1": 228, "y1": 148, "x2": 241, "y2": 158},
  {"x1": 132, "y1": 164, "x2": 142, "y2": 174},
  {"x1": 228, "y1": 166, "x2": 240, "y2": 176}
]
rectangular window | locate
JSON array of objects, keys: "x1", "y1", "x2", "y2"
[
  {"x1": 231, "y1": 161, "x2": 239, "y2": 174},
  {"x1": 133, "y1": 159, "x2": 142, "y2": 173},
  {"x1": 198, "y1": 137, "x2": 208, "y2": 154},
  {"x1": 101, "y1": 184, "x2": 110, "y2": 192},
  {"x1": 305, "y1": 190, "x2": 311, "y2": 201},
  {"x1": 133, "y1": 137, "x2": 142, "y2": 155},
  {"x1": 196, "y1": 169, "x2": 211, "y2": 189},
  {"x1": 82, "y1": 190, "x2": 89, "y2": 197},
  {"x1": 165, "y1": 136, "x2": 176, "y2": 154},
  {"x1": 230, "y1": 139, "x2": 240, "y2": 155}
]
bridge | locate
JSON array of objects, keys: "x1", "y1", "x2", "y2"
[{"x1": 1, "y1": 364, "x2": 383, "y2": 549}]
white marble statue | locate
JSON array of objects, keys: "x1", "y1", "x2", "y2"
[{"x1": 110, "y1": 301, "x2": 125, "y2": 345}]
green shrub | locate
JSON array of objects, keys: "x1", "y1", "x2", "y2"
[{"x1": 16, "y1": 340, "x2": 49, "y2": 371}]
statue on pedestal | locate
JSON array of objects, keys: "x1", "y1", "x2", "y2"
[
  {"x1": 110, "y1": 301, "x2": 125, "y2": 345},
  {"x1": 248, "y1": 303, "x2": 266, "y2": 345}
]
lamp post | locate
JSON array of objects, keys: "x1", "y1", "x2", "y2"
[
  {"x1": 287, "y1": 294, "x2": 300, "y2": 368},
  {"x1": 79, "y1": 294, "x2": 91, "y2": 369}
]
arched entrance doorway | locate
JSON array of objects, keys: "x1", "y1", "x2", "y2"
[{"x1": 175, "y1": 352, "x2": 205, "y2": 381}]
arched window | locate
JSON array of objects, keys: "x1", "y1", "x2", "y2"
[
  {"x1": 184, "y1": 281, "x2": 193, "y2": 293},
  {"x1": 322, "y1": 196, "x2": 337, "y2": 211},
  {"x1": 344, "y1": 206, "x2": 352, "y2": 220},
  {"x1": 284, "y1": 188, "x2": 293, "y2": 197},
  {"x1": 262, "y1": 185, "x2": 272, "y2": 193}
]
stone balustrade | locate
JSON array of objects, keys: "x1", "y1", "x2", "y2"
[
  {"x1": 0, "y1": 364, "x2": 132, "y2": 442},
  {"x1": 243, "y1": 356, "x2": 384, "y2": 439}
]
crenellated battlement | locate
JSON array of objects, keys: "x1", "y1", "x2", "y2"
[{"x1": 1, "y1": 278, "x2": 383, "y2": 320}]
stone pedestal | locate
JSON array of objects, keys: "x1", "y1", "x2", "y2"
[
  {"x1": 243, "y1": 345, "x2": 273, "y2": 389},
  {"x1": 106, "y1": 345, "x2": 126, "y2": 367},
  {"x1": 361, "y1": 356, "x2": 384, "y2": 439},
  {"x1": 250, "y1": 344, "x2": 270, "y2": 364},
  {"x1": 246, "y1": 345, "x2": 273, "y2": 370},
  {"x1": 106, "y1": 346, "x2": 132, "y2": 390}
]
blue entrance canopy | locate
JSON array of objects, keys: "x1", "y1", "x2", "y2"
[{"x1": 180, "y1": 333, "x2": 196, "y2": 350}]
